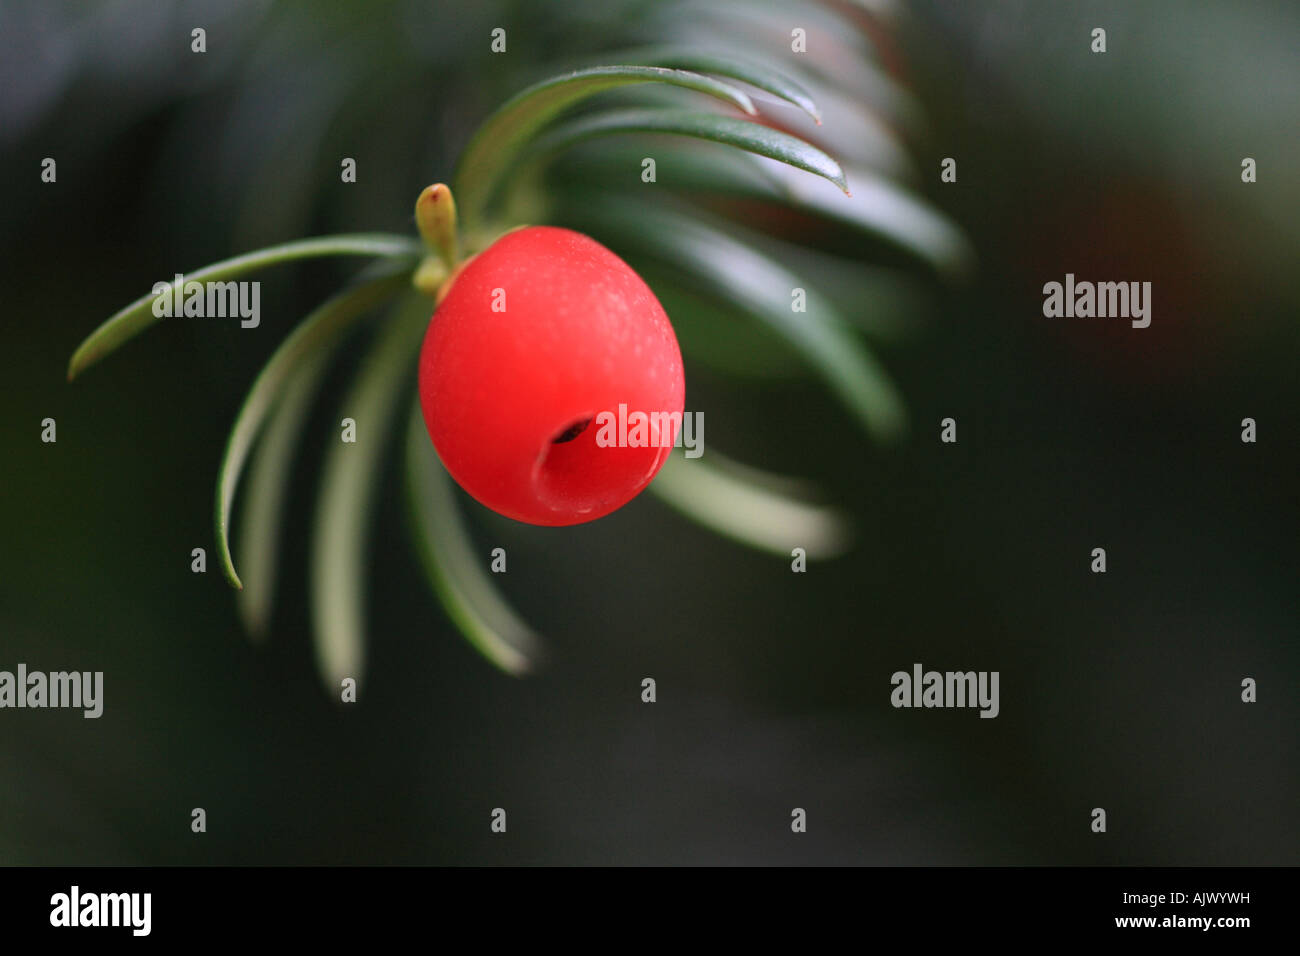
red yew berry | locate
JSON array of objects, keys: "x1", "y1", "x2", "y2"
[{"x1": 417, "y1": 226, "x2": 685, "y2": 526}]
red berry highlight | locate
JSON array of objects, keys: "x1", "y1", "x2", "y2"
[{"x1": 417, "y1": 226, "x2": 685, "y2": 526}]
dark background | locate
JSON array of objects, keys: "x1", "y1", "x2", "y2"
[{"x1": 1, "y1": 0, "x2": 1295, "y2": 864}]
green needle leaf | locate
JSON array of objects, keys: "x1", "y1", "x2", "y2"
[
  {"x1": 543, "y1": 139, "x2": 785, "y2": 204},
  {"x1": 547, "y1": 141, "x2": 970, "y2": 280},
  {"x1": 650, "y1": 449, "x2": 852, "y2": 558},
  {"x1": 214, "y1": 270, "x2": 411, "y2": 592},
  {"x1": 608, "y1": 46, "x2": 823, "y2": 124},
  {"x1": 67, "y1": 234, "x2": 422, "y2": 381},
  {"x1": 310, "y1": 295, "x2": 430, "y2": 691},
  {"x1": 233, "y1": 353, "x2": 320, "y2": 639},
  {"x1": 761, "y1": 160, "x2": 976, "y2": 281},
  {"x1": 404, "y1": 402, "x2": 541, "y2": 677},
  {"x1": 453, "y1": 66, "x2": 758, "y2": 232},
  {"x1": 531, "y1": 108, "x2": 849, "y2": 195},
  {"x1": 566, "y1": 198, "x2": 906, "y2": 442}
]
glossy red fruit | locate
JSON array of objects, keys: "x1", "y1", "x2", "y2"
[{"x1": 418, "y1": 226, "x2": 685, "y2": 526}]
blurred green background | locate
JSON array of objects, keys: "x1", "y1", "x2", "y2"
[{"x1": 1, "y1": 0, "x2": 1296, "y2": 864}]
